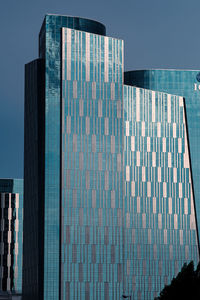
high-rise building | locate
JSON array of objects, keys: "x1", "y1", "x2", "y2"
[
  {"x1": 125, "y1": 70, "x2": 200, "y2": 239},
  {"x1": 123, "y1": 85, "x2": 199, "y2": 298},
  {"x1": 23, "y1": 14, "x2": 199, "y2": 300},
  {"x1": 0, "y1": 179, "x2": 23, "y2": 295}
]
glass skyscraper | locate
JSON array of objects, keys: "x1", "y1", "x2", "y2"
[
  {"x1": 23, "y1": 15, "x2": 199, "y2": 300},
  {"x1": 0, "y1": 179, "x2": 23, "y2": 294},
  {"x1": 123, "y1": 86, "x2": 199, "y2": 298},
  {"x1": 125, "y1": 70, "x2": 200, "y2": 240}
]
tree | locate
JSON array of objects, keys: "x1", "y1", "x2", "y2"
[{"x1": 155, "y1": 261, "x2": 200, "y2": 300}]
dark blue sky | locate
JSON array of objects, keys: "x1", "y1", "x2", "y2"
[{"x1": 1, "y1": 0, "x2": 200, "y2": 178}]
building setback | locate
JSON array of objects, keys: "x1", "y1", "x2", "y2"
[
  {"x1": 0, "y1": 179, "x2": 23, "y2": 295},
  {"x1": 22, "y1": 15, "x2": 199, "y2": 300}
]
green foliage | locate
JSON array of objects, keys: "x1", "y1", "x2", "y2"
[{"x1": 155, "y1": 261, "x2": 200, "y2": 300}]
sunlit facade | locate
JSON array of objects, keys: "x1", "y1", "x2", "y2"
[
  {"x1": 23, "y1": 15, "x2": 200, "y2": 300},
  {"x1": 123, "y1": 86, "x2": 199, "y2": 299},
  {"x1": 125, "y1": 69, "x2": 200, "y2": 240}
]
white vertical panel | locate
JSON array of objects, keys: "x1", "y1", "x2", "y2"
[
  {"x1": 142, "y1": 214, "x2": 146, "y2": 228},
  {"x1": 184, "y1": 152, "x2": 190, "y2": 168},
  {"x1": 142, "y1": 122, "x2": 145, "y2": 137},
  {"x1": 111, "y1": 191, "x2": 115, "y2": 208},
  {"x1": 92, "y1": 82, "x2": 96, "y2": 99},
  {"x1": 98, "y1": 153, "x2": 102, "y2": 171},
  {"x1": 168, "y1": 152, "x2": 172, "y2": 168},
  {"x1": 185, "y1": 245, "x2": 189, "y2": 260},
  {"x1": 157, "y1": 122, "x2": 161, "y2": 137},
  {"x1": 162, "y1": 137, "x2": 166, "y2": 153},
  {"x1": 142, "y1": 166, "x2": 146, "y2": 182},
  {"x1": 131, "y1": 181, "x2": 135, "y2": 197},
  {"x1": 153, "y1": 244, "x2": 157, "y2": 259},
  {"x1": 126, "y1": 213, "x2": 130, "y2": 228},
  {"x1": 184, "y1": 125, "x2": 190, "y2": 168},
  {"x1": 174, "y1": 214, "x2": 178, "y2": 229},
  {"x1": 168, "y1": 197, "x2": 172, "y2": 214},
  {"x1": 137, "y1": 197, "x2": 140, "y2": 213},
  {"x1": 117, "y1": 100, "x2": 121, "y2": 118},
  {"x1": 15, "y1": 194, "x2": 19, "y2": 209},
  {"x1": 104, "y1": 117, "x2": 109, "y2": 135},
  {"x1": 117, "y1": 154, "x2": 121, "y2": 171},
  {"x1": 79, "y1": 99, "x2": 84, "y2": 116},
  {"x1": 104, "y1": 37, "x2": 109, "y2": 82},
  {"x1": 125, "y1": 121, "x2": 129, "y2": 136},
  {"x1": 179, "y1": 183, "x2": 182, "y2": 198},
  {"x1": 73, "y1": 134, "x2": 77, "y2": 152},
  {"x1": 7, "y1": 277, "x2": 10, "y2": 291},
  {"x1": 111, "y1": 135, "x2": 115, "y2": 153},
  {"x1": 15, "y1": 220, "x2": 19, "y2": 232},
  {"x1": 136, "y1": 151, "x2": 140, "y2": 166},
  {"x1": 86, "y1": 171, "x2": 90, "y2": 190},
  {"x1": 148, "y1": 229, "x2": 151, "y2": 244},
  {"x1": 147, "y1": 182, "x2": 151, "y2": 197},
  {"x1": 178, "y1": 138, "x2": 182, "y2": 153},
  {"x1": 131, "y1": 136, "x2": 135, "y2": 151},
  {"x1": 85, "y1": 32, "x2": 90, "y2": 82},
  {"x1": 8, "y1": 231, "x2": 11, "y2": 243},
  {"x1": 66, "y1": 28, "x2": 71, "y2": 80},
  {"x1": 169, "y1": 245, "x2": 173, "y2": 260},
  {"x1": 152, "y1": 152, "x2": 156, "y2": 167},
  {"x1": 73, "y1": 81, "x2": 77, "y2": 98},
  {"x1": 153, "y1": 197, "x2": 156, "y2": 214},
  {"x1": 184, "y1": 198, "x2": 188, "y2": 214},
  {"x1": 147, "y1": 137, "x2": 150, "y2": 152},
  {"x1": 173, "y1": 123, "x2": 176, "y2": 138},
  {"x1": 86, "y1": 117, "x2": 90, "y2": 135},
  {"x1": 191, "y1": 190, "x2": 195, "y2": 215},
  {"x1": 92, "y1": 135, "x2": 96, "y2": 152},
  {"x1": 190, "y1": 215, "x2": 196, "y2": 230},
  {"x1": 163, "y1": 182, "x2": 167, "y2": 198},
  {"x1": 62, "y1": 28, "x2": 65, "y2": 80},
  {"x1": 152, "y1": 91, "x2": 155, "y2": 122},
  {"x1": 111, "y1": 82, "x2": 115, "y2": 100},
  {"x1": 167, "y1": 94, "x2": 171, "y2": 123},
  {"x1": 173, "y1": 168, "x2": 177, "y2": 183},
  {"x1": 98, "y1": 100, "x2": 102, "y2": 117},
  {"x1": 15, "y1": 243, "x2": 18, "y2": 255},
  {"x1": 105, "y1": 171, "x2": 109, "y2": 190},
  {"x1": 158, "y1": 213, "x2": 162, "y2": 229},
  {"x1": 157, "y1": 167, "x2": 161, "y2": 182},
  {"x1": 179, "y1": 96, "x2": 184, "y2": 107},
  {"x1": 136, "y1": 89, "x2": 140, "y2": 122},
  {"x1": 126, "y1": 166, "x2": 130, "y2": 182}
]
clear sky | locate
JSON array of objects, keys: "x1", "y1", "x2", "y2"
[{"x1": 1, "y1": 0, "x2": 200, "y2": 178}]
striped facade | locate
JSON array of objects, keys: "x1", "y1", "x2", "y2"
[
  {"x1": 61, "y1": 28, "x2": 123, "y2": 300},
  {"x1": 0, "y1": 179, "x2": 23, "y2": 293},
  {"x1": 23, "y1": 14, "x2": 200, "y2": 300},
  {"x1": 124, "y1": 69, "x2": 200, "y2": 242},
  {"x1": 123, "y1": 86, "x2": 199, "y2": 299}
]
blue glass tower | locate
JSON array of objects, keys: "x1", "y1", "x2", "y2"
[
  {"x1": 23, "y1": 15, "x2": 200, "y2": 300},
  {"x1": 61, "y1": 28, "x2": 123, "y2": 300},
  {"x1": 0, "y1": 179, "x2": 23, "y2": 294},
  {"x1": 23, "y1": 14, "x2": 124, "y2": 300},
  {"x1": 125, "y1": 70, "x2": 200, "y2": 243},
  {"x1": 123, "y1": 86, "x2": 199, "y2": 299}
]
